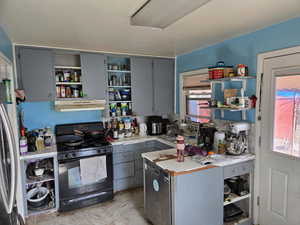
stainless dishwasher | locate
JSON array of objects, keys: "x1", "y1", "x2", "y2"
[{"x1": 144, "y1": 159, "x2": 172, "y2": 225}]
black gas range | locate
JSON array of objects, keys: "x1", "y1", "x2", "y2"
[{"x1": 55, "y1": 122, "x2": 113, "y2": 212}]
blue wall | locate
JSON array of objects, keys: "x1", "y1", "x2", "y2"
[
  {"x1": 20, "y1": 102, "x2": 102, "y2": 131},
  {"x1": 0, "y1": 26, "x2": 13, "y2": 61},
  {"x1": 176, "y1": 16, "x2": 300, "y2": 121}
]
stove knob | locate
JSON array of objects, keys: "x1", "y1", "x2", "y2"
[
  {"x1": 72, "y1": 153, "x2": 77, "y2": 157},
  {"x1": 68, "y1": 153, "x2": 73, "y2": 159}
]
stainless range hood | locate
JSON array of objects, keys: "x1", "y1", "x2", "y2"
[{"x1": 54, "y1": 99, "x2": 106, "y2": 112}]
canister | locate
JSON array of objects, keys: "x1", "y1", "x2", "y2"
[{"x1": 237, "y1": 64, "x2": 248, "y2": 76}]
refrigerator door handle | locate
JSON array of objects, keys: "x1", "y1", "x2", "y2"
[{"x1": 0, "y1": 104, "x2": 17, "y2": 214}]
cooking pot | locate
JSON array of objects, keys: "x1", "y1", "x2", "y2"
[{"x1": 27, "y1": 187, "x2": 50, "y2": 208}]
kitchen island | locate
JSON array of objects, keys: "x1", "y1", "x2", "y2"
[{"x1": 142, "y1": 149, "x2": 255, "y2": 225}]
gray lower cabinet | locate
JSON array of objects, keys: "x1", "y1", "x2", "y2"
[
  {"x1": 172, "y1": 166, "x2": 223, "y2": 225},
  {"x1": 113, "y1": 140, "x2": 173, "y2": 192},
  {"x1": 131, "y1": 57, "x2": 154, "y2": 116},
  {"x1": 17, "y1": 47, "x2": 55, "y2": 101},
  {"x1": 153, "y1": 58, "x2": 175, "y2": 115},
  {"x1": 80, "y1": 53, "x2": 106, "y2": 99}
]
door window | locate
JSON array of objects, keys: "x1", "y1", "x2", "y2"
[{"x1": 273, "y1": 75, "x2": 300, "y2": 157}]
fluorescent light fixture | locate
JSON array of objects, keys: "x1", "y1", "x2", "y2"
[{"x1": 131, "y1": 0, "x2": 211, "y2": 29}]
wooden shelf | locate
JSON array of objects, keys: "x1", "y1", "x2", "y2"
[
  {"x1": 56, "y1": 82, "x2": 82, "y2": 85},
  {"x1": 224, "y1": 193, "x2": 251, "y2": 206},
  {"x1": 107, "y1": 70, "x2": 131, "y2": 73},
  {"x1": 54, "y1": 66, "x2": 81, "y2": 70}
]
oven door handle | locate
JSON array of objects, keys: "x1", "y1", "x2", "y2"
[{"x1": 59, "y1": 153, "x2": 110, "y2": 164}]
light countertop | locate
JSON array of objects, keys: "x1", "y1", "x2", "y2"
[
  {"x1": 110, "y1": 135, "x2": 197, "y2": 147},
  {"x1": 142, "y1": 148, "x2": 255, "y2": 176}
]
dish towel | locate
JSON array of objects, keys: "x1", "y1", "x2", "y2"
[{"x1": 80, "y1": 156, "x2": 107, "y2": 185}]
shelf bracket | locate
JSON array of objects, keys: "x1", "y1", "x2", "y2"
[
  {"x1": 242, "y1": 79, "x2": 247, "y2": 91},
  {"x1": 242, "y1": 110, "x2": 247, "y2": 120},
  {"x1": 221, "y1": 109, "x2": 224, "y2": 118}
]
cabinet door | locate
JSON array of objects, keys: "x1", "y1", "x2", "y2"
[
  {"x1": 18, "y1": 48, "x2": 55, "y2": 101},
  {"x1": 81, "y1": 53, "x2": 106, "y2": 99},
  {"x1": 131, "y1": 57, "x2": 153, "y2": 116},
  {"x1": 153, "y1": 58, "x2": 175, "y2": 114}
]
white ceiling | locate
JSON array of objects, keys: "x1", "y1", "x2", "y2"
[{"x1": 1, "y1": 0, "x2": 300, "y2": 57}]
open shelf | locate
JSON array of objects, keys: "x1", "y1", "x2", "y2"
[
  {"x1": 56, "y1": 82, "x2": 82, "y2": 85},
  {"x1": 54, "y1": 66, "x2": 81, "y2": 70},
  {"x1": 203, "y1": 107, "x2": 253, "y2": 112},
  {"x1": 26, "y1": 174, "x2": 54, "y2": 186},
  {"x1": 110, "y1": 100, "x2": 132, "y2": 103},
  {"x1": 205, "y1": 76, "x2": 256, "y2": 83},
  {"x1": 108, "y1": 85, "x2": 131, "y2": 88},
  {"x1": 224, "y1": 193, "x2": 251, "y2": 206},
  {"x1": 107, "y1": 70, "x2": 131, "y2": 73},
  {"x1": 224, "y1": 216, "x2": 251, "y2": 225},
  {"x1": 28, "y1": 205, "x2": 56, "y2": 217}
]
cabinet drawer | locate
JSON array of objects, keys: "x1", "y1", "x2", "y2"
[
  {"x1": 114, "y1": 177, "x2": 136, "y2": 192},
  {"x1": 223, "y1": 161, "x2": 253, "y2": 179},
  {"x1": 113, "y1": 162, "x2": 135, "y2": 179},
  {"x1": 112, "y1": 144, "x2": 124, "y2": 153},
  {"x1": 113, "y1": 151, "x2": 134, "y2": 164}
]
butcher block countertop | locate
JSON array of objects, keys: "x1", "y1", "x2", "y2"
[{"x1": 142, "y1": 149, "x2": 255, "y2": 176}]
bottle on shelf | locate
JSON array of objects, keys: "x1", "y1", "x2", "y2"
[
  {"x1": 35, "y1": 130, "x2": 45, "y2": 151},
  {"x1": 19, "y1": 128, "x2": 28, "y2": 155},
  {"x1": 44, "y1": 127, "x2": 53, "y2": 147},
  {"x1": 60, "y1": 85, "x2": 66, "y2": 98}
]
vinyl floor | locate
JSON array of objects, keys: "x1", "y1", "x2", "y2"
[{"x1": 26, "y1": 188, "x2": 150, "y2": 225}]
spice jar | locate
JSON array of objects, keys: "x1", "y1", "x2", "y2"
[{"x1": 176, "y1": 135, "x2": 185, "y2": 162}]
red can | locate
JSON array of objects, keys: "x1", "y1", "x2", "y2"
[
  {"x1": 237, "y1": 64, "x2": 248, "y2": 76},
  {"x1": 213, "y1": 67, "x2": 224, "y2": 79}
]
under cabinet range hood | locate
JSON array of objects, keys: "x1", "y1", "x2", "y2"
[
  {"x1": 54, "y1": 100, "x2": 106, "y2": 112},
  {"x1": 131, "y1": 0, "x2": 211, "y2": 29}
]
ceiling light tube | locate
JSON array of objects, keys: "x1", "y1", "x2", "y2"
[{"x1": 131, "y1": 0, "x2": 211, "y2": 29}]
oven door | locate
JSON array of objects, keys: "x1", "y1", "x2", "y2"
[{"x1": 58, "y1": 152, "x2": 113, "y2": 200}]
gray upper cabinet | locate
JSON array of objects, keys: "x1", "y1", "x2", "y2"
[
  {"x1": 81, "y1": 53, "x2": 106, "y2": 99},
  {"x1": 153, "y1": 58, "x2": 175, "y2": 115},
  {"x1": 18, "y1": 48, "x2": 55, "y2": 102},
  {"x1": 131, "y1": 57, "x2": 154, "y2": 116}
]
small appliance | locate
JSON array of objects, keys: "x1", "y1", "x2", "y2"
[
  {"x1": 147, "y1": 116, "x2": 163, "y2": 136},
  {"x1": 225, "y1": 122, "x2": 250, "y2": 155},
  {"x1": 197, "y1": 124, "x2": 216, "y2": 150}
]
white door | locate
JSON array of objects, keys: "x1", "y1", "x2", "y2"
[{"x1": 259, "y1": 53, "x2": 300, "y2": 225}]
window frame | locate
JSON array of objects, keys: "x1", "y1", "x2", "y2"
[{"x1": 179, "y1": 68, "x2": 212, "y2": 121}]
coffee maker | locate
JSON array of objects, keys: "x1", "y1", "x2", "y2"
[
  {"x1": 197, "y1": 124, "x2": 216, "y2": 151},
  {"x1": 147, "y1": 116, "x2": 163, "y2": 135}
]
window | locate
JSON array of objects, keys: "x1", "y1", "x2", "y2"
[
  {"x1": 181, "y1": 72, "x2": 212, "y2": 123},
  {"x1": 273, "y1": 75, "x2": 300, "y2": 157}
]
